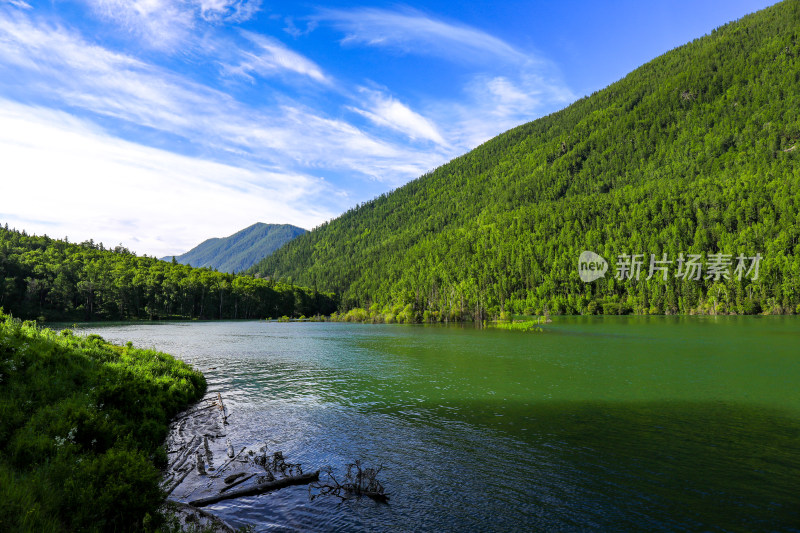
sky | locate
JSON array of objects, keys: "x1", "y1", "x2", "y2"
[{"x1": 0, "y1": 0, "x2": 777, "y2": 257}]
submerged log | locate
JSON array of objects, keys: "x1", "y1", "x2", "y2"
[
  {"x1": 170, "y1": 436, "x2": 198, "y2": 472},
  {"x1": 189, "y1": 471, "x2": 320, "y2": 507},
  {"x1": 216, "y1": 392, "x2": 228, "y2": 424},
  {"x1": 164, "y1": 466, "x2": 193, "y2": 497},
  {"x1": 224, "y1": 472, "x2": 246, "y2": 484},
  {"x1": 220, "y1": 473, "x2": 255, "y2": 493},
  {"x1": 211, "y1": 446, "x2": 247, "y2": 477}
]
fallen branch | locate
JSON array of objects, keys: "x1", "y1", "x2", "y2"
[
  {"x1": 170, "y1": 436, "x2": 198, "y2": 472},
  {"x1": 224, "y1": 472, "x2": 245, "y2": 484},
  {"x1": 164, "y1": 466, "x2": 193, "y2": 497},
  {"x1": 219, "y1": 473, "x2": 255, "y2": 493},
  {"x1": 216, "y1": 392, "x2": 228, "y2": 424},
  {"x1": 190, "y1": 471, "x2": 320, "y2": 507},
  {"x1": 309, "y1": 461, "x2": 388, "y2": 503},
  {"x1": 211, "y1": 446, "x2": 247, "y2": 477},
  {"x1": 171, "y1": 403, "x2": 217, "y2": 425}
]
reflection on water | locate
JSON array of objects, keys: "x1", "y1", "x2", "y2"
[{"x1": 74, "y1": 319, "x2": 800, "y2": 531}]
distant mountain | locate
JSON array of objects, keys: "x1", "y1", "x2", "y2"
[{"x1": 164, "y1": 223, "x2": 306, "y2": 273}]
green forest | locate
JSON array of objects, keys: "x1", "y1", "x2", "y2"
[
  {"x1": 251, "y1": 0, "x2": 800, "y2": 320},
  {"x1": 0, "y1": 226, "x2": 336, "y2": 322}
]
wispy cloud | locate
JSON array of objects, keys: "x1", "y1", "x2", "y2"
[
  {"x1": 0, "y1": 12, "x2": 216, "y2": 134},
  {"x1": 317, "y1": 7, "x2": 530, "y2": 65},
  {"x1": 0, "y1": 98, "x2": 336, "y2": 257},
  {"x1": 223, "y1": 31, "x2": 329, "y2": 84},
  {"x1": 317, "y1": 7, "x2": 573, "y2": 149},
  {"x1": 283, "y1": 16, "x2": 317, "y2": 38},
  {"x1": 82, "y1": 0, "x2": 196, "y2": 50},
  {"x1": 0, "y1": 11, "x2": 441, "y2": 185},
  {"x1": 349, "y1": 88, "x2": 447, "y2": 146},
  {"x1": 82, "y1": 0, "x2": 261, "y2": 50},
  {"x1": 197, "y1": 0, "x2": 261, "y2": 23},
  {"x1": 3, "y1": 0, "x2": 31, "y2": 9}
]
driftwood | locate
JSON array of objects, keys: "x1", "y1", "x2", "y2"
[
  {"x1": 164, "y1": 467, "x2": 193, "y2": 497},
  {"x1": 220, "y1": 473, "x2": 255, "y2": 493},
  {"x1": 189, "y1": 471, "x2": 320, "y2": 507},
  {"x1": 195, "y1": 452, "x2": 206, "y2": 475},
  {"x1": 211, "y1": 446, "x2": 247, "y2": 477},
  {"x1": 216, "y1": 392, "x2": 228, "y2": 424},
  {"x1": 224, "y1": 472, "x2": 246, "y2": 484},
  {"x1": 170, "y1": 436, "x2": 198, "y2": 472},
  {"x1": 172, "y1": 403, "x2": 217, "y2": 425}
]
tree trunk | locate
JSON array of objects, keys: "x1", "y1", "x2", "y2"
[{"x1": 189, "y1": 471, "x2": 320, "y2": 507}]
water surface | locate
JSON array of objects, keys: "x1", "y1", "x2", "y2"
[{"x1": 76, "y1": 316, "x2": 800, "y2": 532}]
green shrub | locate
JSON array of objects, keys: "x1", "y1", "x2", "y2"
[{"x1": 0, "y1": 311, "x2": 206, "y2": 532}]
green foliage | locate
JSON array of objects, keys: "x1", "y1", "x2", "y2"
[
  {"x1": 0, "y1": 311, "x2": 206, "y2": 532},
  {"x1": 163, "y1": 223, "x2": 306, "y2": 274},
  {"x1": 250, "y1": 1, "x2": 800, "y2": 318},
  {"x1": 0, "y1": 226, "x2": 336, "y2": 321},
  {"x1": 489, "y1": 321, "x2": 545, "y2": 333}
]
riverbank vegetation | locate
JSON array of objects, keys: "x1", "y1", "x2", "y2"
[
  {"x1": 251, "y1": 1, "x2": 800, "y2": 319},
  {"x1": 328, "y1": 305, "x2": 550, "y2": 330},
  {"x1": 0, "y1": 226, "x2": 336, "y2": 322},
  {"x1": 0, "y1": 311, "x2": 206, "y2": 532}
]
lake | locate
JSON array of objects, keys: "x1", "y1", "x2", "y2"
[{"x1": 75, "y1": 316, "x2": 800, "y2": 532}]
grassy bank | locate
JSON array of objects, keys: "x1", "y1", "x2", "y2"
[{"x1": 0, "y1": 311, "x2": 206, "y2": 532}]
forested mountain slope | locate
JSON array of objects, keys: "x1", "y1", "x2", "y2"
[
  {"x1": 163, "y1": 223, "x2": 306, "y2": 274},
  {"x1": 251, "y1": 1, "x2": 800, "y2": 319},
  {"x1": 0, "y1": 226, "x2": 336, "y2": 321}
]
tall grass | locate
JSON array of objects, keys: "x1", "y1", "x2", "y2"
[{"x1": 0, "y1": 311, "x2": 206, "y2": 532}]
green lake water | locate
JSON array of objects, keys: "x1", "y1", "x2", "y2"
[{"x1": 76, "y1": 316, "x2": 800, "y2": 532}]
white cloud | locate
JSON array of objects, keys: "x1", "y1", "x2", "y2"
[
  {"x1": 224, "y1": 31, "x2": 329, "y2": 84},
  {"x1": 317, "y1": 7, "x2": 574, "y2": 150},
  {"x1": 0, "y1": 99, "x2": 336, "y2": 257},
  {"x1": 0, "y1": 12, "x2": 438, "y2": 185},
  {"x1": 198, "y1": 0, "x2": 261, "y2": 22},
  {"x1": 349, "y1": 89, "x2": 447, "y2": 146},
  {"x1": 317, "y1": 7, "x2": 531, "y2": 66},
  {"x1": 82, "y1": 0, "x2": 261, "y2": 49},
  {"x1": 437, "y1": 74, "x2": 574, "y2": 149},
  {"x1": 283, "y1": 16, "x2": 317, "y2": 38},
  {"x1": 0, "y1": 12, "x2": 214, "y2": 133},
  {"x1": 83, "y1": 0, "x2": 195, "y2": 50},
  {"x1": 3, "y1": 0, "x2": 31, "y2": 9}
]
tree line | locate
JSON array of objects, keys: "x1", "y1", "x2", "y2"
[{"x1": 0, "y1": 226, "x2": 337, "y2": 321}]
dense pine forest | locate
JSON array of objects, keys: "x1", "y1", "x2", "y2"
[
  {"x1": 251, "y1": 0, "x2": 800, "y2": 320},
  {"x1": 0, "y1": 226, "x2": 336, "y2": 321}
]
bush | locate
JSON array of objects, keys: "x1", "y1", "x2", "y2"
[{"x1": 0, "y1": 311, "x2": 206, "y2": 532}]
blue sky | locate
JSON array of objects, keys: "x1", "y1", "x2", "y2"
[{"x1": 0, "y1": 0, "x2": 776, "y2": 257}]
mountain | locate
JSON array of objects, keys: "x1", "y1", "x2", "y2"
[
  {"x1": 250, "y1": 1, "x2": 800, "y2": 319},
  {"x1": 165, "y1": 223, "x2": 306, "y2": 274}
]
